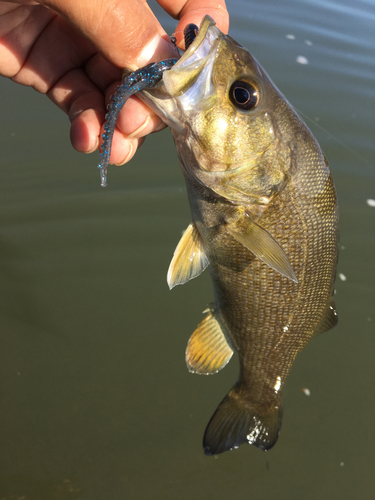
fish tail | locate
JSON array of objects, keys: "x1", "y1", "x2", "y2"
[{"x1": 203, "y1": 385, "x2": 283, "y2": 455}]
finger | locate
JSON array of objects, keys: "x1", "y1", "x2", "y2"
[
  {"x1": 84, "y1": 52, "x2": 122, "y2": 92},
  {"x1": 83, "y1": 55, "x2": 167, "y2": 161},
  {"x1": 99, "y1": 83, "x2": 166, "y2": 164},
  {"x1": 47, "y1": 66, "x2": 104, "y2": 153},
  {"x1": 107, "y1": 134, "x2": 146, "y2": 166},
  {"x1": 69, "y1": 106, "x2": 143, "y2": 165},
  {"x1": 114, "y1": 95, "x2": 166, "y2": 138},
  {"x1": 70, "y1": 108, "x2": 101, "y2": 154},
  {"x1": 8, "y1": 9, "x2": 96, "y2": 93},
  {"x1": 157, "y1": 0, "x2": 229, "y2": 47},
  {"x1": 2, "y1": 1, "x2": 39, "y2": 5},
  {"x1": 48, "y1": 53, "x2": 165, "y2": 158},
  {"x1": 0, "y1": 5, "x2": 55, "y2": 80},
  {"x1": 108, "y1": 98, "x2": 167, "y2": 164},
  {"x1": 70, "y1": 103, "x2": 147, "y2": 165},
  {"x1": 41, "y1": 0, "x2": 177, "y2": 69}
]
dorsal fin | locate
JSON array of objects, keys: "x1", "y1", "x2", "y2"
[
  {"x1": 226, "y1": 211, "x2": 298, "y2": 283},
  {"x1": 167, "y1": 222, "x2": 209, "y2": 289},
  {"x1": 186, "y1": 306, "x2": 233, "y2": 375}
]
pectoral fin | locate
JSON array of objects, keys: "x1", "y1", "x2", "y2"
[
  {"x1": 186, "y1": 306, "x2": 233, "y2": 375},
  {"x1": 227, "y1": 212, "x2": 298, "y2": 283},
  {"x1": 167, "y1": 222, "x2": 209, "y2": 289}
]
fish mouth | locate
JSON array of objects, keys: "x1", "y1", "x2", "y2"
[
  {"x1": 163, "y1": 16, "x2": 220, "y2": 103},
  {"x1": 177, "y1": 16, "x2": 219, "y2": 69}
]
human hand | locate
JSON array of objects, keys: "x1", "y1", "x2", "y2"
[{"x1": 0, "y1": 0, "x2": 229, "y2": 166}]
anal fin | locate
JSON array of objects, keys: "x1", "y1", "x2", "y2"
[
  {"x1": 167, "y1": 222, "x2": 209, "y2": 289},
  {"x1": 186, "y1": 306, "x2": 233, "y2": 375}
]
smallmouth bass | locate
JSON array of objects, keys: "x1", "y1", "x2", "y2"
[{"x1": 127, "y1": 16, "x2": 339, "y2": 454}]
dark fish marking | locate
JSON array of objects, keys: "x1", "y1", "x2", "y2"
[{"x1": 184, "y1": 23, "x2": 199, "y2": 50}]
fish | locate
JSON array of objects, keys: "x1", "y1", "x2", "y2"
[{"x1": 122, "y1": 15, "x2": 339, "y2": 454}]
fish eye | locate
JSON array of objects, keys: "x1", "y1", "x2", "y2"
[{"x1": 229, "y1": 81, "x2": 259, "y2": 110}]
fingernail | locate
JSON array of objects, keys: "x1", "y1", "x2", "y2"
[
  {"x1": 115, "y1": 141, "x2": 134, "y2": 166},
  {"x1": 85, "y1": 136, "x2": 99, "y2": 154},
  {"x1": 127, "y1": 115, "x2": 151, "y2": 139},
  {"x1": 136, "y1": 34, "x2": 177, "y2": 68}
]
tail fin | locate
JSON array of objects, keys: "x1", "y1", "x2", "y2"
[{"x1": 203, "y1": 386, "x2": 283, "y2": 455}]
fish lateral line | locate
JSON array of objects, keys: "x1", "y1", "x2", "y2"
[{"x1": 97, "y1": 58, "x2": 178, "y2": 187}]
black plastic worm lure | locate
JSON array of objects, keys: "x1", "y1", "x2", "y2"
[
  {"x1": 184, "y1": 23, "x2": 199, "y2": 50},
  {"x1": 97, "y1": 25, "x2": 200, "y2": 187}
]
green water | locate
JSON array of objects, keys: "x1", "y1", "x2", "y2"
[{"x1": 0, "y1": 0, "x2": 374, "y2": 498}]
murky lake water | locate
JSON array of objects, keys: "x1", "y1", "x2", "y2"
[{"x1": 0, "y1": 0, "x2": 374, "y2": 498}]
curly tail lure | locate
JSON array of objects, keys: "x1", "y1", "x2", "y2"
[{"x1": 97, "y1": 24, "x2": 200, "y2": 187}]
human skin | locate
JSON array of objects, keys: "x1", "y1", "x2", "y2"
[{"x1": 0, "y1": 0, "x2": 229, "y2": 165}]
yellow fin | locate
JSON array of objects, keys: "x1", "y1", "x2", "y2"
[
  {"x1": 186, "y1": 306, "x2": 233, "y2": 375},
  {"x1": 227, "y1": 212, "x2": 298, "y2": 283},
  {"x1": 167, "y1": 222, "x2": 209, "y2": 289}
]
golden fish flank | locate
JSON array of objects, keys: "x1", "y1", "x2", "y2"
[{"x1": 138, "y1": 16, "x2": 339, "y2": 454}]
